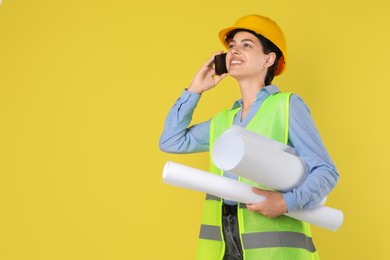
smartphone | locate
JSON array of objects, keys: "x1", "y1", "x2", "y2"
[{"x1": 214, "y1": 53, "x2": 228, "y2": 75}]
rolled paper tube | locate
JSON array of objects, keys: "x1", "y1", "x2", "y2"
[
  {"x1": 162, "y1": 161, "x2": 343, "y2": 231},
  {"x1": 212, "y1": 126, "x2": 307, "y2": 191},
  {"x1": 163, "y1": 161, "x2": 264, "y2": 203},
  {"x1": 222, "y1": 125, "x2": 298, "y2": 155}
]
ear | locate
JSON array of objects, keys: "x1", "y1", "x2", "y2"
[{"x1": 264, "y1": 52, "x2": 277, "y2": 68}]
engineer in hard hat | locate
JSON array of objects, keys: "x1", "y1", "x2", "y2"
[{"x1": 160, "y1": 14, "x2": 339, "y2": 260}]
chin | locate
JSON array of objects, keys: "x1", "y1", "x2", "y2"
[
  {"x1": 227, "y1": 70, "x2": 239, "y2": 77},
  {"x1": 229, "y1": 72, "x2": 244, "y2": 80}
]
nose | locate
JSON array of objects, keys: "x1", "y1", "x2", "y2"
[
  {"x1": 232, "y1": 47, "x2": 240, "y2": 55},
  {"x1": 229, "y1": 45, "x2": 240, "y2": 55}
]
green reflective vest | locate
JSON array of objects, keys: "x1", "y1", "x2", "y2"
[{"x1": 196, "y1": 92, "x2": 320, "y2": 260}]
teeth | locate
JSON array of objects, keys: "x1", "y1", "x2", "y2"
[{"x1": 231, "y1": 60, "x2": 242, "y2": 64}]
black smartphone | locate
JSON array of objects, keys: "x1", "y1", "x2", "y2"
[{"x1": 214, "y1": 53, "x2": 228, "y2": 75}]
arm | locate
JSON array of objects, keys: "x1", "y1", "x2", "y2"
[
  {"x1": 247, "y1": 94, "x2": 339, "y2": 217},
  {"x1": 159, "y1": 90, "x2": 211, "y2": 153},
  {"x1": 159, "y1": 52, "x2": 228, "y2": 154},
  {"x1": 282, "y1": 94, "x2": 339, "y2": 211}
]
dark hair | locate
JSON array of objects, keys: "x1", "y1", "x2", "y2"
[{"x1": 226, "y1": 29, "x2": 282, "y2": 86}]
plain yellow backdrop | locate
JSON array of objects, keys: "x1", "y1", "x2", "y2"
[{"x1": 0, "y1": 0, "x2": 389, "y2": 259}]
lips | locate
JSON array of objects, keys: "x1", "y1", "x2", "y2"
[{"x1": 230, "y1": 59, "x2": 243, "y2": 65}]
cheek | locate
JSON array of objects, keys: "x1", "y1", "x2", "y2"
[
  {"x1": 252, "y1": 54, "x2": 267, "y2": 68},
  {"x1": 246, "y1": 56, "x2": 261, "y2": 69},
  {"x1": 225, "y1": 52, "x2": 232, "y2": 62}
]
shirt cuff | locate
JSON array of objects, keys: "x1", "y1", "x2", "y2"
[
  {"x1": 182, "y1": 88, "x2": 201, "y2": 103},
  {"x1": 282, "y1": 192, "x2": 298, "y2": 212}
]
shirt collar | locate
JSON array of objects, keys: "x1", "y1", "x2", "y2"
[{"x1": 231, "y1": 84, "x2": 281, "y2": 109}]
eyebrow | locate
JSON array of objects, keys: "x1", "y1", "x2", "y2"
[{"x1": 230, "y1": 39, "x2": 256, "y2": 44}]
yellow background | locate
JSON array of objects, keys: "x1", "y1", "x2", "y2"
[{"x1": 0, "y1": 0, "x2": 389, "y2": 259}]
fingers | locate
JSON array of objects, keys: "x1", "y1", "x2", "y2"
[
  {"x1": 203, "y1": 51, "x2": 226, "y2": 68},
  {"x1": 246, "y1": 203, "x2": 284, "y2": 218},
  {"x1": 214, "y1": 72, "x2": 228, "y2": 84},
  {"x1": 188, "y1": 51, "x2": 228, "y2": 94},
  {"x1": 251, "y1": 187, "x2": 269, "y2": 196},
  {"x1": 246, "y1": 188, "x2": 288, "y2": 218}
]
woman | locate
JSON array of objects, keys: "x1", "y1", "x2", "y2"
[{"x1": 160, "y1": 14, "x2": 339, "y2": 260}]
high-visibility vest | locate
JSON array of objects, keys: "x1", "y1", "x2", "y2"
[{"x1": 196, "y1": 92, "x2": 320, "y2": 260}]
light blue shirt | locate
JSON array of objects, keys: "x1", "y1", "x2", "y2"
[{"x1": 159, "y1": 85, "x2": 339, "y2": 212}]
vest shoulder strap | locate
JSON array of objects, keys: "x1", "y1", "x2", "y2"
[{"x1": 247, "y1": 92, "x2": 292, "y2": 144}]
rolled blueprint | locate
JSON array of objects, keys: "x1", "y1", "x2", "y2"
[
  {"x1": 163, "y1": 161, "x2": 343, "y2": 231},
  {"x1": 212, "y1": 126, "x2": 306, "y2": 191}
]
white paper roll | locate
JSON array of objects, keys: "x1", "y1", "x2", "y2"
[
  {"x1": 221, "y1": 125, "x2": 298, "y2": 155},
  {"x1": 163, "y1": 161, "x2": 265, "y2": 203},
  {"x1": 212, "y1": 126, "x2": 307, "y2": 191},
  {"x1": 162, "y1": 161, "x2": 343, "y2": 231}
]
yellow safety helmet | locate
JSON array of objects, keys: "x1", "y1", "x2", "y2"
[{"x1": 219, "y1": 14, "x2": 287, "y2": 76}]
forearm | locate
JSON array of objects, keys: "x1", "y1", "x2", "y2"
[
  {"x1": 283, "y1": 166, "x2": 339, "y2": 211},
  {"x1": 284, "y1": 94, "x2": 340, "y2": 211},
  {"x1": 159, "y1": 89, "x2": 210, "y2": 153}
]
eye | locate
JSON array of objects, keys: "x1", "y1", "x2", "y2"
[
  {"x1": 228, "y1": 44, "x2": 234, "y2": 49},
  {"x1": 243, "y1": 43, "x2": 251, "y2": 48}
]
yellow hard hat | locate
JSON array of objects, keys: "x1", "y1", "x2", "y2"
[{"x1": 219, "y1": 14, "x2": 287, "y2": 75}]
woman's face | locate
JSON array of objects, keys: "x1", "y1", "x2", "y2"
[{"x1": 226, "y1": 31, "x2": 272, "y2": 81}]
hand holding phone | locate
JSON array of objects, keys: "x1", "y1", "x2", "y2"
[{"x1": 214, "y1": 53, "x2": 228, "y2": 75}]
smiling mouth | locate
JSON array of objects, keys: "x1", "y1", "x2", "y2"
[{"x1": 230, "y1": 60, "x2": 243, "y2": 65}]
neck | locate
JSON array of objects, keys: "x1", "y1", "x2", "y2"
[
  {"x1": 238, "y1": 79, "x2": 265, "y2": 108},
  {"x1": 238, "y1": 79, "x2": 265, "y2": 120}
]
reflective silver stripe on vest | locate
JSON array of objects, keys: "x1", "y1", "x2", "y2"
[
  {"x1": 199, "y1": 224, "x2": 222, "y2": 241},
  {"x1": 206, "y1": 194, "x2": 221, "y2": 201},
  {"x1": 242, "y1": 231, "x2": 316, "y2": 252}
]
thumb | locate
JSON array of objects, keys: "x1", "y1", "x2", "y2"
[
  {"x1": 251, "y1": 187, "x2": 269, "y2": 196},
  {"x1": 214, "y1": 73, "x2": 228, "y2": 84}
]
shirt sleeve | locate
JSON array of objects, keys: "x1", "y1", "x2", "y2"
[
  {"x1": 282, "y1": 94, "x2": 340, "y2": 212},
  {"x1": 159, "y1": 89, "x2": 211, "y2": 153}
]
